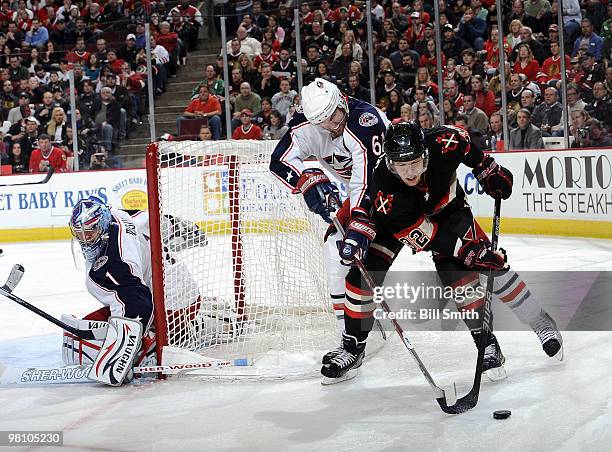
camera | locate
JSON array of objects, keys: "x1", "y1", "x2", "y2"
[
  {"x1": 94, "y1": 152, "x2": 106, "y2": 162},
  {"x1": 577, "y1": 128, "x2": 589, "y2": 141}
]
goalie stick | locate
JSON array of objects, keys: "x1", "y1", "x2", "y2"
[
  {"x1": 436, "y1": 195, "x2": 503, "y2": 414},
  {"x1": 1, "y1": 264, "x2": 24, "y2": 293},
  {"x1": 0, "y1": 359, "x2": 254, "y2": 385},
  {"x1": 327, "y1": 205, "x2": 458, "y2": 413},
  {"x1": 0, "y1": 167, "x2": 54, "y2": 188},
  {"x1": 0, "y1": 264, "x2": 101, "y2": 341}
]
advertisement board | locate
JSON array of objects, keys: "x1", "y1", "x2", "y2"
[{"x1": 1, "y1": 148, "x2": 610, "y2": 242}]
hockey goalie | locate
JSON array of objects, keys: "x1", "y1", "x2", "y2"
[{"x1": 63, "y1": 196, "x2": 238, "y2": 386}]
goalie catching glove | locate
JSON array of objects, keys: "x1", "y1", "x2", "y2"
[
  {"x1": 337, "y1": 210, "x2": 377, "y2": 265},
  {"x1": 294, "y1": 168, "x2": 339, "y2": 224},
  {"x1": 458, "y1": 239, "x2": 507, "y2": 272},
  {"x1": 472, "y1": 155, "x2": 513, "y2": 200}
]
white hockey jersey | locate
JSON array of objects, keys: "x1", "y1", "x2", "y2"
[
  {"x1": 270, "y1": 97, "x2": 390, "y2": 215},
  {"x1": 84, "y1": 210, "x2": 200, "y2": 331}
]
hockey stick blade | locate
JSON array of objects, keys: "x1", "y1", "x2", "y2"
[
  {"x1": 0, "y1": 167, "x2": 54, "y2": 188},
  {"x1": 0, "y1": 360, "x2": 254, "y2": 385},
  {"x1": 1, "y1": 264, "x2": 24, "y2": 293}
]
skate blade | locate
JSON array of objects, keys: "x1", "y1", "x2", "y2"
[
  {"x1": 553, "y1": 345, "x2": 564, "y2": 361},
  {"x1": 321, "y1": 367, "x2": 360, "y2": 386},
  {"x1": 485, "y1": 365, "x2": 507, "y2": 382}
]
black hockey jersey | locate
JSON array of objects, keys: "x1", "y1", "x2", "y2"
[{"x1": 371, "y1": 125, "x2": 485, "y2": 254}]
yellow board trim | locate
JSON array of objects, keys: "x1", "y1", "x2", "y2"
[
  {"x1": 0, "y1": 227, "x2": 74, "y2": 242},
  {"x1": 1, "y1": 218, "x2": 611, "y2": 242},
  {"x1": 474, "y1": 217, "x2": 612, "y2": 239}
]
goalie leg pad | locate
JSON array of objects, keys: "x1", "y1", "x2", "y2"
[
  {"x1": 61, "y1": 314, "x2": 108, "y2": 365},
  {"x1": 88, "y1": 316, "x2": 142, "y2": 386}
]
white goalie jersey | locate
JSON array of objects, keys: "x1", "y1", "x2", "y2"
[{"x1": 62, "y1": 209, "x2": 232, "y2": 367}]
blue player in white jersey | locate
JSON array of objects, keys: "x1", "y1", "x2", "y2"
[
  {"x1": 63, "y1": 196, "x2": 233, "y2": 386},
  {"x1": 269, "y1": 78, "x2": 390, "y2": 374}
]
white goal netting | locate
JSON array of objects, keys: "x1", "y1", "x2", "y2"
[{"x1": 146, "y1": 140, "x2": 338, "y2": 378}]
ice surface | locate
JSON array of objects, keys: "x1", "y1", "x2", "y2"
[{"x1": 0, "y1": 236, "x2": 611, "y2": 451}]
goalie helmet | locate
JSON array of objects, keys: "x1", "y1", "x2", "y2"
[
  {"x1": 301, "y1": 78, "x2": 348, "y2": 125},
  {"x1": 384, "y1": 121, "x2": 429, "y2": 164},
  {"x1": 69, "y1": 196, "x2": 112, "y2": 263}
]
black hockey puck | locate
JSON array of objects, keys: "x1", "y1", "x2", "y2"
[{"x1": 493, "y1": 410, "x2": 511, "y2": 420}]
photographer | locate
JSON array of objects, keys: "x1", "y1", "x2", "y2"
[
  {"x1": 573, "y1": 118, "x2": 612, "y2": 148},
  {"x1": 88, "y1": 146, "x2": 122, "y2": 171}
]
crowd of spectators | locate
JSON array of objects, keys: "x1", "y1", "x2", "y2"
[
  {"x1": 0, "y1": 0, "x2": 202, "y2": 174},
  {"x1": 197, "y1": 0, "x2": 612, "y2": 149}
]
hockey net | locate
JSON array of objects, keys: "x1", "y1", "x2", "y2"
[{"x1": 146, "y1": 140, "x2": 338, "y2": 378}]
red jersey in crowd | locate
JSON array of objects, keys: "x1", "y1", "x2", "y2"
[
  {"x1": 66, "y1": 50, "x2": 91, "y2": 65},
  {"x1": 253, "y1": 52, "x2": 277, "y2": 69},
  {"x1": 29, "y1": 146, "x2": 67, "y2": 173},
  {"x1": 232, "y1": 124, "x2": 263, "y2": 140},
  {"x1": 541, "y1": 54, "x2": 571, "y2": 80},
  {"x1": 155, "y1": 31, "x2": 179, "y2": 53}
]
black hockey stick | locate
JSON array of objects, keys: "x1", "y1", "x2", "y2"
[
  {"x1": 329, "y1": 213, "x2": 458, "y2": 411},
  {"x1": 0, "y1": 264, "x2": 97, "y2": 340},
  {"x1": 0, "y1": 167, "x2": 54, "y2": 188},
  {"x1": 436, "y1": 195, "x2": 503, "y2": 414}
]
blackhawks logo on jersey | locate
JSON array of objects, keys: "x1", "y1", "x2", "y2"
[{"x1": 374, "y1": 191, "x2": 393, "y2": 214}]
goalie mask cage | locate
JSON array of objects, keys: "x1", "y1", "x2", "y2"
[{"x1": 146, "y1": 140, "x2": 338, "y2": 378}]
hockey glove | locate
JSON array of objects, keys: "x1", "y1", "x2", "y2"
[
  {"x1": 324, "y1": 198, "x2": 350, "y2": 242},
  {"x1": 473, "y1": 155, "x2": 513, "y2": 200},
  {"x1": 458, "y1": 239, "x2": 507, "y2": 272},
  {"x1": 294, "y1": 168, "x2": 340, "y2": 224},
  {"x1": 337, "y1": 213, "x2": 377, "y2": 265}
]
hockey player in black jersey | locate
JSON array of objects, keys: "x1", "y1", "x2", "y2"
[{"x1": 321, "y1": 121, "x2": 563, "y2": 383}]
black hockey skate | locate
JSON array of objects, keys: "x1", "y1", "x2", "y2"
[
  {"x1": 530, "y1": 310, "x2": 564, "y2": 361},
  {"x1": 472, "y1": 330, "x2": 507, "y2": 381},
  {"x1": 322, "y1": 329, "x2": 353, "y2": 365},
  {"x1": 321, "y1": 333, "x2": 366, "y2": 385},
  {"x1": 322, "y1": 342, "x2": 344, "y2": 365}
]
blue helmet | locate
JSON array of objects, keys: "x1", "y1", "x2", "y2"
[{"x1": 69, "y1": 196, "x2": 112, "y2": 263}]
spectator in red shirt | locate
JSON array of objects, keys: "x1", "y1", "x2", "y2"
[
  {"x1": 66, "y1": 37, "x2": 91, "y2": 65},
  {"x1": 29, "y1": 134, "x2": 67, "y2": 173},
  {"x1": 107, "y1": 50, "x2": 126, "y2": 75},
  {"x1": 335, "y1": 0, "x2": 361, "y2": 21},
  {"x1": 320, "y1": 0, "x2": 337, "y2": 22},
  {"x1": 177, "y1": 85, "x2": 222, "y2": 140},
  {"x1": 513, "y1": 43, "x2": 541, "y2": 82},
  {"x1": 232, "y1": 109, "x2": 263, "y2": 140},
  {"x1": 155, "y1": 21, "x2": 179, "y2": 54},
  {"x1": 541, "y1": 41, "x2": 571, "y2": 83},
  {"x1": 405, "y1": 11, "x2": 425, "y2": 46},
  {"x1": 471, "y1": 75, "x2": 496, "y2": 117}
]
